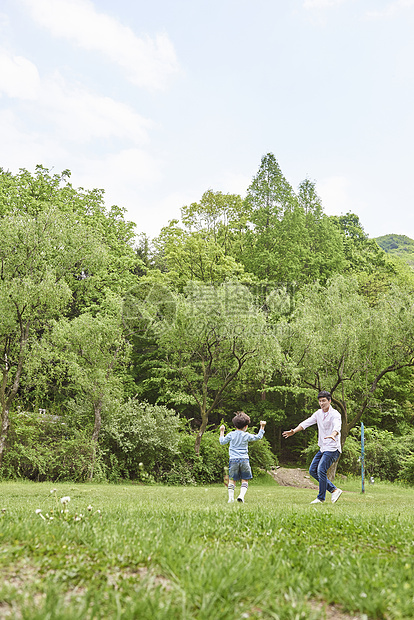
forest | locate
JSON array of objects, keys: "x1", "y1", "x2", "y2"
[{"x1": 1, "y1": 153, "x2": 414, "y2": 485}]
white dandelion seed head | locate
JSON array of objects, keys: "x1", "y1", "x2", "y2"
[{"x1": 60, "y1": 496, "x2": 71, "y2": 505}]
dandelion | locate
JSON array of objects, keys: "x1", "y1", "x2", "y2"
[
  {"x1": 60, "y1": 496, "x2": 70, "y2": 505},
  {"x1": 35, "y1": 509, "x2": 42, "y2": 514},
  {"x1": 1, "y1": 508, "x2": 6, "y2": 513},
  {"x1": 87, "y1": 505, "x2": 93, "y2": 511},
  {"x1": 138, "y1": 462, "x2": 144, "y2": 469},
  {"x1": 50, "y1": 489, "x2": 57, "y2": 494}
]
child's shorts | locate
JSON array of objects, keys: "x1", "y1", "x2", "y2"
[{"x1": 229, "y1": 458, "x2": 252, "y2": 481}]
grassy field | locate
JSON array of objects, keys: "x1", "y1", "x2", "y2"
[{"x1": 0, "y1": 476, "x2": 413, "y2": 619}]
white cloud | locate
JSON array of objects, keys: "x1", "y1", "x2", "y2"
[
  {"x1": 218, "y1": 171, "x2": 250, "y2": 197},
  {"x1": 0, "y1": 52, "x2": 40, "y2": 99},
  {"x1": 22, "y1": 0, "x2": 180, "y2": 90},
  {"x1": 0, "y1": 109, "x2": 67, "y2": 170},
  {"x1": 0, "y1": 50, "x2": 151, "y2": 143},
  {"x1": 77, "y1": 148, "x2": 162, "y2": 192},
  {"x1": 42, "y1": 73, "x2": 152, "y2": 143},
  {"x1": 303, "y1": 0, "x2": 347, "y2": 8},
  {"x1": 366, "y1": 0, "x2": 414, "y2": 19},
  {"x1": 316, "y1": 176, "x2": 352, "y2": 215}
]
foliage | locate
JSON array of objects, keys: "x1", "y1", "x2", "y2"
[
  {"x1": 0, "y1": 166, "x2": 140, "y2": 470},
  {"x1": 149, "y1": 280, "x2": 282, "y2": 452},
  {"x1": 1, "y1": 411, "x2": 97, "y2": 481},
  {"x1": 281, "y1": 273, "x2": 414, "y2": 457},
  {"x1": 375, "y1": 233, "x2": 414, "y2": 268},
  {"x1": 102, "y1": 399, "x2": 183, "y2": 478},
  {"x1": 302, "y1": 426, "x2": 414, "y2": 483},
  {"x1": 398, "y1": 453, "x2": 414, "y2": 485}
]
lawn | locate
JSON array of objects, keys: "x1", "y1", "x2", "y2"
[{"x1": 0, "y1": 476, "x2": 413, "y2": 619}]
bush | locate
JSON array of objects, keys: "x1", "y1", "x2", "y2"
[
  {"x1": 161, "y1": 429, "x2": 278, "y2": 485},
  {"x1": 1, "y1": 411, "x2": 97, "y2": 482},
  {"x1": 301, "y1": 427, "x2": 414, "y2": 483},
  {"x1": 160, "y1": 431, "x2": 228, "y2": 485},
  {"x1": 101, "y1": 399, "x2": 183, "y2": 479},
  {"x1": 398, "y1": 454, "x2": 414, "y2": 485}
]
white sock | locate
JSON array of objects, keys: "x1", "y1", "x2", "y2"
[
  {"x1": 239, "y1": 481, "x2": 248, "y2": 500},
  {"x1": 228, "y1": 483, "x2": 235, "y2": 501}
]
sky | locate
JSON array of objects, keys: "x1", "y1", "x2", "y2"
[{"x1": 1, "y1": 0, "x2": 414, "y2": 241}]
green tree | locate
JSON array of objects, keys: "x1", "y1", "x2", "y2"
[
  {"x1": 237, "y1": 156, "x2": 346, "y2": 284},
  {"x1": 0, "y1": 166, "x2": 140, "y2": 311},
  {"x1": 146, "y1": 281, "x2": 281, "y2": 453},
  {"x1": 282, "y1": 275, "x2": 414, "y2": 473},
  {"x1": 0, "y1": 208, "x2": 105, "y2": 466},
  {"x1": 153, "y1": 220, "x2": 250, "y2": 288},
  {"x1": 42, "y1": 293, "x2": 131, "y2": 478}
]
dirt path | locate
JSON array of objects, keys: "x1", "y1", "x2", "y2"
[{"x1": 268, "y1": 466, "x2": 318, "y2": 489}]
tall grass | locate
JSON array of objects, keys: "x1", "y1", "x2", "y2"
[{"x1": 0, "y1": 477, "x2": 413, "y2": 619}]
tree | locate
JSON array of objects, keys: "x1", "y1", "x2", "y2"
[
  {"x1": 0, "y1": 165, "x2": 140, "y2": 312},
  {"x1": 41, "y1": 293, "x2": 131, "y2": 478},
  {"x1": 147, "y1": 281, "x2": 281, "y2": 453},
  {"x1": 152, "y1": 218, "x2": 251, "y2": 288},
  {"x1": 281, "y1": 274, "x2": 414, "y2": 474},
  {"x1": 0, "y1": 208, "x2": 105, "y2": 466},
  {"x1": 181, "y1": 189, "x2": 248, "y2": 255},
  {"x1": 237, "y1": 156, "x2": 346, "y2": 284}
]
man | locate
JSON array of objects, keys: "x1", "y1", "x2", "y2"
[{"x1": 282, "y1": 390, "x2": 343, "y2": 504}]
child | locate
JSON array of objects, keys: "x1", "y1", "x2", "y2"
[{"x1": 219, "y1": 412, "x2": 266, "y2": 503}]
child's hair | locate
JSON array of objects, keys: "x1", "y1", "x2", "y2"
[{"x1": 232, "y1": 411, "x2": 251, "y2": 429}]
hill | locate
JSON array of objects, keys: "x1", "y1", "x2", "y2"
[{"x1": 374, "y1": 234, "x2": 414, "y2": 268}]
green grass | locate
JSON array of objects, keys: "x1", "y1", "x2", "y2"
[{"x1": 1, "y1": 477, "x2": 413, "y2": 619}]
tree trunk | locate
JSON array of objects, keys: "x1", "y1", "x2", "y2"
[
  {"x1": 88, "y1": 399, "x2": 102, "y2": 481},
  {"x1": 327, "y1": 458, "x2": 338, "y2": 482},
  {"x1": 194, "y1": 407, "x2": 209, "y2": 455},
  {"x1": 0, "y1": 409, "x2": 9, "y2": 468},
  {"x1": 327, "y1": 429, "x2": 348, "y2": 483}
]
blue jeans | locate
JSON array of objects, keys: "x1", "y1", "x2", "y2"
[{"x1": 309, "y1": 450, "x2": 340, "y2": 501}]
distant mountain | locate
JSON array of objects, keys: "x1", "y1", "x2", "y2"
[{"x1": 374, "y1": 234, "x2": 414, "y2": 268}]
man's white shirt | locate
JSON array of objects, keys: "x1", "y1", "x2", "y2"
[{"x1": 300, "y1": 406, "x2": 342, "y2": 453}]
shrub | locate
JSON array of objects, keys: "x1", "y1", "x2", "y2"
[
  {"x1": 161, "y1": 429, "x2": 278, "y2": 485},
  {"x1": 302, "y1": 427, "x2": 414, "y2": 483},
  {"x1": 1, "y1": 411, "x2": 96, "y2": 482},
  {"x1": 101, "y1": 399, "x2": 182, "y2": 479},
  {"x1": 398, "y1": 453, "x2": 414, "y2": 485}
]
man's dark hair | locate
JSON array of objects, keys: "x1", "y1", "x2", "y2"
[
  {"x1": 232, "y1": 411, "x2": 251, "y2": 429},
  {"x1": 318, "y1": 390, "x2": 332, "y2": 401}
]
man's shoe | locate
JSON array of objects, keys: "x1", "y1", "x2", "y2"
[
  {"x1": 237, "y1": 496, "x2": 244, "y2": 503},
  {"x1": 331, "y1": 488, "x2": 343, "y2": 503},
  {"x1": 310, "y1": 498, "x2": 323, "y2": 504}
]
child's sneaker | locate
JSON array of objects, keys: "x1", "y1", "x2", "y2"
[
  {"x1": 228, "y1": 497, "x2": 234, "y2": 503},
  {"x1": 237, "y1": 496, "x2": 244, "y2": 503}
]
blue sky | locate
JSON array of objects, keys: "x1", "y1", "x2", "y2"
[{"x1": 1, "y1": 0, "x2": 414, "y2": 240}]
